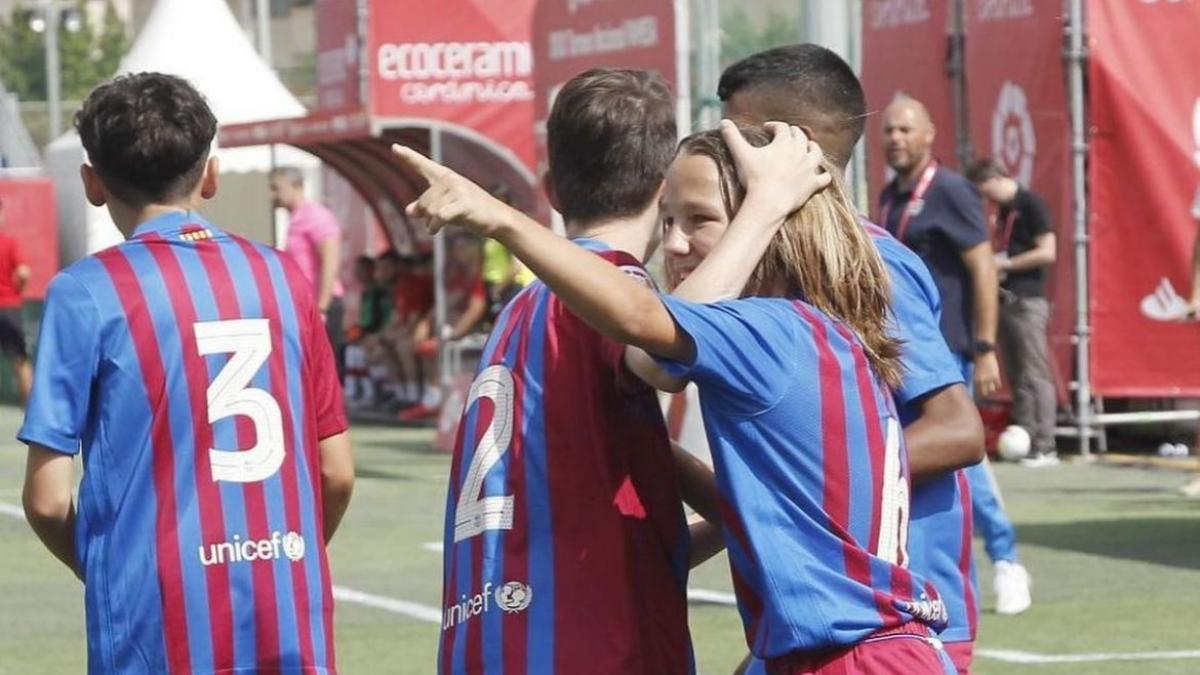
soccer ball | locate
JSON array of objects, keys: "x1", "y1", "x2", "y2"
[{"x1": 997, "y1": 425, "x2": 1032, "y2": 461}]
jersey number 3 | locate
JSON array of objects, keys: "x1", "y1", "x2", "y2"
[
  {"x1": 195, "y1": 319, "x2": 285, "y2": 483},
  {"x1": 454, "y1": 365, "x2": 515, "y2": 542}
]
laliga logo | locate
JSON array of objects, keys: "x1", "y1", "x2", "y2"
[
  {"x1": 992, "y1": 81, "x2": 1037, "y2": 186},
  {"x1": 496, "y1": 581, "x2": 533, "y2": 613}
]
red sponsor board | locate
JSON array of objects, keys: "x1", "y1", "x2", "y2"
[
  {"x1": 861, "y1": 0, "x2": 956, "y2": 208},
  {"x1": 0, "y1": 178, "x2": 57, "y2": 300},
  {"x1": 531, "y1": 0, "x2": 681, "y2": 219},
  {"x1": 315, "y1": 0, "x2": 363, "y2": 113},
  {"x1": 367, "y1": 0, "x2": 537, "y2": 172},
  {"x1": 1088, "y1": 0, "x2": 1200, "y2": 396},
  {"x1": 964, "y1": 0, "x2": 1072, "y2": 400}
]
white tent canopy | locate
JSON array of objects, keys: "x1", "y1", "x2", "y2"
[{"x1": 49, "y1": 0, "x2": 318, "y2": 262}]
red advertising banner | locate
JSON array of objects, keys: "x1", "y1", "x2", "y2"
[
  {"x1": 964, "y1": 0, "x2": 1072, "y2": 399},
  {"x1": 315, "y1": 0, "x2": 363, "y2": 113},
  {"x1": 861, "y1": 0, "x2": 956, "y2": 206},
  {"x1": 1088, "y1": 0, "x2": 1200, "y2": 396},
  {"x1": 0, "y1": 178, "x2": 58, "y2": 300},
  {"x1": 366, "y1": 0, "x2": 537, "y2": 172},
  {"x1": 531, "y1": 0, "x2": 681, "y2": 216}
]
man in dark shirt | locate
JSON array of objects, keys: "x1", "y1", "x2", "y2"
[
  {"x1": 966, "y1": 158, "x2": 1059, "y2": 467},
  {"x1": 879, "y1": 96, "x2": 1032, "y2": 616}
]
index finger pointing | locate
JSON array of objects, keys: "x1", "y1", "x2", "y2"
[{"x1": 391, "y1": 144, "x2": 447, "y2": 183}]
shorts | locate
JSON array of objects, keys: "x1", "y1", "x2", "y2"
[
  {"x1": 943, "y1": 640, "x2": 974, "y2": 674},
  {"x1": 766, "y1": 622, "x2": 954, "y2": 675},
  {"x1": 0, "y1": 306, "x2": 26, "y2": 359}
]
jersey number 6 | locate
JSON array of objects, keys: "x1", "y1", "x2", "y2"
[
  {"x1": 195, "y1": 318, "x2": 286, "y2": 483},
  {"x1": 876, "y1": 418, "x2": 910, "y2": 566},
  {"x1": 454, "y1": 364, "x2": 515, "y2": 542}
]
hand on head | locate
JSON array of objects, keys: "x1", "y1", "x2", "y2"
[{"x1": 719, "y1": 119, "x2": 831, "y2": 221}]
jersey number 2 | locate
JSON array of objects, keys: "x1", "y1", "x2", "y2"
[
  {"x1": 195, "y1": 319, "x2": 285, "y2": 483},
  {"x1": 876, "y1": 418, "x2": 910, "y2": 566},
  {"x1": 453, "y1": 365, "x2": 515, "y2": 542}
]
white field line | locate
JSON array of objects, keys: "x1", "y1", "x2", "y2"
[
  {"x1": 0, "y1": 501, "x2": 24, "y2": 519},
  {"x1": 687, "y1": 588, "x2": 737, "y2": 606},
  {"x1": 9, "y1": 503, "x2": 1193, "y2": 665},
  {"x1": 977, "y1": 648, "x2": 1200, "y2": 664},
  {"x1": 331, "y1": 586, "x2": 441, "y2": 624}
]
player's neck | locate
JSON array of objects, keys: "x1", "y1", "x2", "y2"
[
  {"x1": 566, "y1": 212, "x2": 657, "y2": 262},
  {"x1": 109, "y1": 201, "x2": 197, "y2": 238}
]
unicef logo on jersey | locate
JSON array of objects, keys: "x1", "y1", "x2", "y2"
[
  {"x1": 495, "y1": 581, "x2": 533, "y2": 614},
  {"x1": 198, "y1": 530, "x2": 306, "y2": 566},
  {"x1": 282, "y1": 531, "x2": 306, "y2": 562},
  {"x1": 992, "y1": 80, "x2": 1037, "y2": 186}
]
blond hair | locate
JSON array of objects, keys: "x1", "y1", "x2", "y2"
[{"x1": 678, "y1": 126, "x2": 903, "y2": 387}]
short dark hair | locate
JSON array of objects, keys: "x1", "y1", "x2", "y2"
[
  {"x1": 718, "y1": 44, "x2": 866, "y2": 159},
  {"x1": 75, "y1": 72, "x2": 217, "y2": 207},
  {"x1": 963, "y1": 157, "x2": 1009, "y2": 184},
  {"x1": 547, "y1": 68, "x2": 676, "y2": 224}
]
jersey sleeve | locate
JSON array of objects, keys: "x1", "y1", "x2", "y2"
[
  {"x1": 876, "y1": 237, "x2": 964, "y2": 408},
  {"x1": 307, "y1": 294, "x2": 348, "y2": 440},
  {"x1": 17, "y1": 272, "x2": 102, "y2": 454},
  {"x1": 941, "y1": 179, "x2": 989, "y2": 251},
  {"x1": 652, "y1": 296, "x2": 799, "y2": 416}
]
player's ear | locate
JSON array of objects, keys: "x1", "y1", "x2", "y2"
[
  {"x1": 80, "y1": 164, "x2": 107, "y2": 207},
  {"x1": 199, "y1": 156, "x2": 219, "y2": 200},
  {"x1": 542, "y1": 173, "x2": 561, "y2": 214}
]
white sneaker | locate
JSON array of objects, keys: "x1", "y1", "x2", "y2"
[
  {"x1": 1020, "y1": 452, "x2": 1061, "y2": 468},
  {"x1": 1179, "y1": 477, "x2": 1200, "y2": 498},
  {"x1": 994, "y1": 560, "x2": 1032, "y2": 615}
]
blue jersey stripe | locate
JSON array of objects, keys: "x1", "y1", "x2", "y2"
[
  {"x1": 120, "y1": 242, "x2": 216, "y2": 673},
  {"x1": 264, "y1": 248, "x2": 330, "y2": 665},
  {"x1": 218, "y1": 239, "x2": 304, "y2": 667},
  {"x1": 171, "y1": 241, "x2": 259, "y2": 666},
  {"x1": 522, "y1": 290, "x2": 555, "y2": 670},
  {"x1": 84, "y1": 257, "x2": 171, "y2": 672}
]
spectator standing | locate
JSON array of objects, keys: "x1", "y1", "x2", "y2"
[
  {"x1": 0, "y1": 198, "x2": 31, "y2": 403},
  {"x1": 966, "y1": 158, "x2": 1059, "y2": 467},
  {"x1": 270, "y1": 166, "x2": 346, "y2": 378},
  {"x1": 879, "y1": 96, "x2": 1032, "y2": 616}
]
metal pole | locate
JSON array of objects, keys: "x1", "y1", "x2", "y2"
[
  {"x1": 673, "y1": 0, "x2": 692, "y2": 137},
  {"x1": 848, "y1": 0, "x2": 867, "y2": 213},
  {"x1": 803, "y1": 1, "x2": 862, "y2": 206},
  {"x1": 431, "y1": 129, "x2": 450, "y2": 391},
  {"x1": 44, "y1": 0, "x2": 61, "y2": 141},
  {"x1": 255, "y1": 0, "x2": 272, "y2": 67},
  {"x1": 948, "y1": 0, "x2": 970, "y2": 168},
  {"x1": 695, "y1": 0, "x2": 721, "y2": 131},
  {"x1": 1067, "y1": 0, "x2": 1091, "y2": 457}
]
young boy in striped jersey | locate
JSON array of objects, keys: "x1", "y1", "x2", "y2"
[{"x1": 19, "y1": 72, "x2": 354, "y2": 674}]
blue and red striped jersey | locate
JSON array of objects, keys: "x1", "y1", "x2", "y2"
[
  {"x1": 654, "y1": 295, "x2": 947, "y2": 659},
  {"x1": 867, "y1": 223, "x2": 978, "y2": 644},
  {"x1": 439, "y1": 239, "x2": 693, "y2": 675},
  {"x1": 18, "y1": 212, "x2": 347, "y2": 674}
]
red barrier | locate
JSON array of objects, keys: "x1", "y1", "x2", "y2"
[
  {"x1": 1088, "y1": 0, "x2": 1200, "y2": 396},
  {"x1": 531, "y1": 0, "x2": 682, "y2": 223},
  {"x1": 861, "y1": 0, "x2": 956, "y2": 206},
  {"x1": 0, "y1": 177, "x2": 58, "y2": 300}
]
